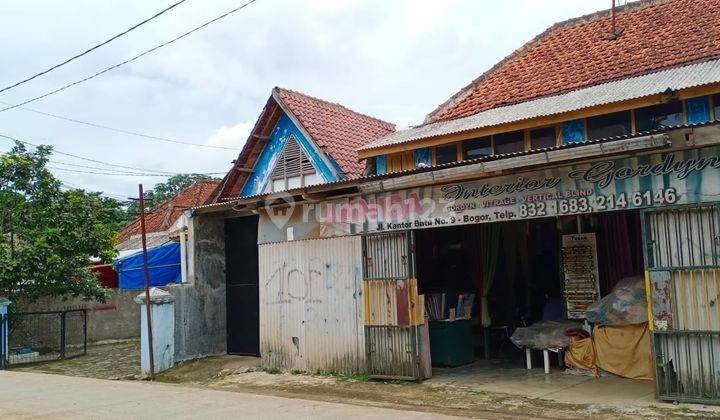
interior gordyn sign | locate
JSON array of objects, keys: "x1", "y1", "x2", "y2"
[
  {"x1": 315, "y1": 147, "x2": 720, "y2": 232},
  {"x1": 258, "y1": 145, "x2": 720, "y2": 243}
]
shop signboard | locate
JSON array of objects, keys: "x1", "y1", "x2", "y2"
[{"x1": 259, "y1": 145, "x2": 720, "y2": 243}]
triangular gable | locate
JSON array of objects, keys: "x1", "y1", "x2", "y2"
[
  {"x1": 210, "y1": 87, "x2": 395, "y2": 203},
  {"x1": 240, "y1": 112, "x2": 340, "y2": 196}
]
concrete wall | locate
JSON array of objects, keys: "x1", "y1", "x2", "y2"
[
  {"x1": 13, "y1": 289, "x2": 140, "y2": 346},
  {"x1": 169, "y1": 211, "x2": 228, "y2": 362}
]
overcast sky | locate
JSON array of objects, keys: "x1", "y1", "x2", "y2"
[{"x1": 0, "y1": 0, "x2": 618, "y2": 199}]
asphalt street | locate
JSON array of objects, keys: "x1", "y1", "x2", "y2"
[{"x1": 0, "y1": 371, "x2": 464, "y2": 419}]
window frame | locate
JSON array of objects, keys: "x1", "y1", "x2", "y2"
[
  {"x1": 586, "y1": 110, "x2": 632, "y2": 140},
  {"x1": 492, "y1": 129, "x2": 525, "y2": 155},
  {"x1": 634, "y1": 101, "x2": 683, "y2": 132},
  {"x1": 433, "y1": 143, "x2": 461, "y2": 165},
  {"x1": 462, "y1": 136, "x2": 493, "y2": 160},
  {"x1": 528, "y1": 125, "x2": 559, "y2": 151}
]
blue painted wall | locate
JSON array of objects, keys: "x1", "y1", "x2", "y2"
[
  {"x1": 376, "y1": 155, "x2": 387, "y2": 175},
  {"x1": 241, "y1": 113, "x2": 342, "y2": 196},
  {"x1": 562, "y1": 119, "x2": 585, "y2": 144},
  {"x1": 414, "y1": 147, "x2": 431, "y2": 167},
  {"x1": 686, "y1": 96, "x2": 711, "y2": 125}
]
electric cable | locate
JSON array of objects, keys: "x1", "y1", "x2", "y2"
[
  {"x1": 0, "y1": 0, "x2": 188, "y2": 94},
  {"x1": 48, "y1": 166, "x2": 184, "y2": 177},
  {"x1": 60, "y1": 181, "x2": 131, "y2": 200},
  {"x1": 0, "y1": 132, "x2": 225, "y2": 175},
  {"x1": 0, "y1": 0, "x2": 259, "y2": 114},
  {"x1": 2, "y1": 102, "x2": 242, "y2": 151}
]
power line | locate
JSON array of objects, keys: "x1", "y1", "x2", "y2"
[
  {"x1": 0, "y1": 132, "x2": 174, "y2": 174},
  {"x1": 0, "y1": 132, "x2": 203, "y2": 175},
  {"x1": 0, "y1": 0, "x2": 259, "y2": 114},
  {"x1": 60, "y1": 181, "x2": 131, "y2": 200},
  {"x1": 51, "y1": 159, "x2": 171, "y2": 174},
  {"x1": 1, "y1": 102, "x2": 242, "y2": 151},
  {"x1": 49, "y1": 166, "x2": 224, "y2": 177},
  {"x1": 0, "y1": 0, "x2": 188, "y2": 95},
  {"x1": 49, "y1": 166, "x2": 178, "y2": 177}
]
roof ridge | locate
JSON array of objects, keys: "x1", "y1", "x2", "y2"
[
  {"x1": 274, "y1": 87, "x2": 396, "y2": 129},
  {"x1": 424, "y1": 0, "x2": 675, "y2": 123}
]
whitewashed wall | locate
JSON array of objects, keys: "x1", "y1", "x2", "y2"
[{"x1": 259, "y1": 236, "x2": 364, "y2": 373}]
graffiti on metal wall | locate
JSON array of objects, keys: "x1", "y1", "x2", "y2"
[{"x1": 263, "y1": 257, "x2": 361, "y2": 305}]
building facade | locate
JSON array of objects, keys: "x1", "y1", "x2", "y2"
[{"x1": 188, "y1": 0, "x2": 720, "y2": 404}]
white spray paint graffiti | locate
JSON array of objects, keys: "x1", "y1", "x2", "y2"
[{"x1": 259, "y1": 236, "x2": 365, "y2": 373}]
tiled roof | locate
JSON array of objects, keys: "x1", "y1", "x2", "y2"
[
  {"x1": 360, "y1": 58, "x2": 720, "y2": 151},
  {"x1": 212, "y1": 88, "x2": 395, "y2": 202},
  {"x1": 118, "y1": 180, "x2": 219, "y2": 245},
  {"x1": 427, "y1": 0, "x2": 720, "y2": 123},
  {"x1": 275, "y1": 88, "x2": 395, "y2": 178}
]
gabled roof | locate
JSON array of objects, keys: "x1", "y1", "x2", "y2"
[
  {"x1": 427, "y1": 0, "x2": 720, "y2": 123},
  {"x1": 212, "y1": 87, "x2": 394, "y2": 202},
  {"x1": 118, "y1": 180, "x2": 219, "y2": 244},
  {"x1": 276, "y1": 88, "x2": 395, "y2": 178}
]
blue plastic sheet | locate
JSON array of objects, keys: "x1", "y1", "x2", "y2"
[{"x1": 113, "y1": 242, "x2": 181, "y2": 289}]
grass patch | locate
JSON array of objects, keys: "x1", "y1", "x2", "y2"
[
  {"x1": 315, "y1": 370, "x2": 370, "y2": 382},
  {"x1": 263, "y1": 367, "x2": 281, "y2": 375},
  {"x1": 290, "y1": 370, "x2": 307, "y2": 375},
  {"x1": 467, "y1": 389, "x2": 488, "y2": 395},
  {"x1": 387, "y1": 379, "x2": 413, "y2": 385}
]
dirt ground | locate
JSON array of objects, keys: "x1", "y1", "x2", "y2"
[{"x1": 157, "y1": 355, "x2": 720, "y2": 419}]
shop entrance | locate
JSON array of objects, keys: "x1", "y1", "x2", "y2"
[
  {"x1": 224, "y1": 215, "x2": 260, "y2": 356},
  {"x1": 414, "y1": 210, "x2": 648, "y2": 378}
]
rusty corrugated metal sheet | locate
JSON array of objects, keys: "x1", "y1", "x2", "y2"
[
  {"x1": 644, "y1": 205, "x2": 720, "y2": 402},
  {"x1": 365, "y1": 326, "x2": 422, "y2": 380},
  {"x1": 361, "y1": 58, "x2": 720, "y2": 151},
  {"x1": 645, "y1": 205, "x2": 720, "y2": 331},
  {"x1": 259, "y1": 236, "x2": 364, "y2": 373}
]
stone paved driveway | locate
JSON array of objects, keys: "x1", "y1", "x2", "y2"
[{"x1": 12, "y1": 340, "x2": 140, "y2": 379}]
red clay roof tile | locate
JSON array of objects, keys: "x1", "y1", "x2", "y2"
[
  {"x1": 275, "y1": 88, "x2": 395, "y2": 178},
  {"x1": 118, "y1": 180, "x2": 220, "y2": 244},
  {"x1": 427, "y1": 0, "x2": 720, "y2": 122}
]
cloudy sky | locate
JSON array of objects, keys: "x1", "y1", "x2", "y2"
[{"x1": 0, "y1": 0, "x2": 618, "y2": 199}]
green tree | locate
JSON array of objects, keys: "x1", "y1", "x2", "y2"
[
  {"x1": 0, "y1": 142, "x2": 123, "y2": 302},
  {"x1": 127, "y1": 173, "x2": 217, "y2": 214}
]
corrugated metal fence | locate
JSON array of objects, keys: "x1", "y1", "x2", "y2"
[
  {"x1": 362, "y1": 231, "x2": 424, "y2": 380},
  {"x1": 259, "y1": 236, "x2": 365, "y2": 373},
  {"x1": 644, "y1": 204, "x2": 720, "y2": 404}
]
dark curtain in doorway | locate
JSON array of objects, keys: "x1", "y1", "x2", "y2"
[{"x1": 594, "y1": 211, "x2": 644, "y2": 295}]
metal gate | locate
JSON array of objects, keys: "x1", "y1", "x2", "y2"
[
  {"x1": 6, "y1": 309, "x2": 88, "y2": 366},
  {"x1": 361, "y1": 231, "x2": 423, "y2": 380},
  {"x1": 642, "y1": 203, "x2": 720, "y2": 404},
  {"x1": 0, "y1": 313, "x2": 7, "y2": 369}
]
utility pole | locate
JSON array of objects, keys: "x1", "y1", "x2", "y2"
[{"x1": 138, "y1": 184, "x2": 155, "y2": 380}]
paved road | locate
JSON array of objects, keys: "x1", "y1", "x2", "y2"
[{"x1": 0, "y1": 371, "x2": 464, "y2": 419}]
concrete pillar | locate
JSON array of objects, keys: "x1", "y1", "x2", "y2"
[
  {"x1": 0, "y1": 298, "x2": 9, "y2": 361},
  {"x1": 179, "y1": 229, "x2": 187, "y2": 284},
  {"x1": 135, "y1": 288, "x2": 174, "y2": 376}
]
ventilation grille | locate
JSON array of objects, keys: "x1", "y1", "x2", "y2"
[{"x1": 272, "y1": 136, "x2": 315, "y2": 179}]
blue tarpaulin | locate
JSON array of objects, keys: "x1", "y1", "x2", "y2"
[{"x1": 113, "y1": 242, "x2": 181, "y2": 289}]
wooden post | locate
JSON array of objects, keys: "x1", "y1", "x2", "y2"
[{"x1": 138, "y1": 184, "x2": 155, "y2": 380}]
